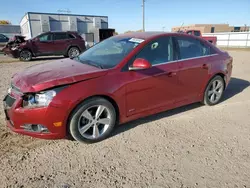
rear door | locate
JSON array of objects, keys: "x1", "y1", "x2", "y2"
[
  {"x1": 34, "y1": 33, "x2": 54, "y2": 55},
  {"x1": 53, "y1": 32, "x2": 71, "y2": 55},
  {"x1": 173, "y1": 36, "x2": 212, "y2": 104}
]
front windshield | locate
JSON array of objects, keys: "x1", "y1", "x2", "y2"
[{"x1": 76, "y1": 37, "x2": 144, "y2": 69}]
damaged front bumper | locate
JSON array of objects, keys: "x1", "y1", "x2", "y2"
[{"x1": 2, "y1": 47, "x2": 20, "y2": 58}]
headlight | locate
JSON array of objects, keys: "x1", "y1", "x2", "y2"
[{"x1": 23, "y1": 90, "x2": 56, "y2": 108}]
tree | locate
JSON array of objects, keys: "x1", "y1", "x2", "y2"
[{"x1": 0, "y1": 20, "x2": 11, "y2": 24}]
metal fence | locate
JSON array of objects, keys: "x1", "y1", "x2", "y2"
[{"x1": 203, "y1": 32, "x2": 250, "y2": 48}]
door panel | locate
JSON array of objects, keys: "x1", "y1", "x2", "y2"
[
  {"x1": 34, "y1": 33, "x2": 54, "y2": 55},
  {"x1": 174, "y1": 36, "x2": 212, "y2": 104},
  {"x1": 125, "y1": 63, "x2": 180, "y2": 116},
  {"x1": 125, "y1": 36, "x2": 182, "y2": 116},
  {"x1": 53, "y1": 33, "x2": 70, "y2": 55},
  {"x1": 177, "y1": 57, "x2": 209, "y2": 103}
]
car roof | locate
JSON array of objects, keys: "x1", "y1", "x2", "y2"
[
  {"x1": 46, "y1": 31, "x2": 78, "y2": 34},
  {"x1": 115, "y1": 32, "x2": 168, "y2": 40},
  {"x1": 113, "y1": 31, "x2": 200, "y2": 41}
]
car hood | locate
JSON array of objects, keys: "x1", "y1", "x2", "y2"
[{"x1": 12, "y1": 58, "x2": 108, "y2": 93}]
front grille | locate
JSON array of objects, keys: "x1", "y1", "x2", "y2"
[{"x1": 4, "y1": 95, "x2": 16, "y2": 107}]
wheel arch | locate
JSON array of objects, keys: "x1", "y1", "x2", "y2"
[
  {"x1": 66, "y1": 95, "x2": 120, "y2": 129},
  {"x1": 210, "y1": 72, "x2": 226, "y2": 89},
  {"x1": 200, "y1": 72, "x2": 226, "y2": 102},
  {"x1": 19, "y1": 48, "x2": 34, "y2": 57},
  {"x1": 65, "y1": 45, "x2": 81, "y2": 55}
]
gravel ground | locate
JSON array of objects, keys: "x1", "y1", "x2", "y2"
[{"x1": 0, "y1": 52, "x2": 250, "y2": 188}]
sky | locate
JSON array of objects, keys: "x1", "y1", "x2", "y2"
[{"x1": 0, "y1": 0, "x2": 250, "y2": 33}]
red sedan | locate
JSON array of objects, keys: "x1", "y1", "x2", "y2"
[{"x1": 3, "y1": 32, "x2": 233, "y2": 143}]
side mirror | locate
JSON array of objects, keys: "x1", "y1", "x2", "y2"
[{"x1": 129, "y1": 58, "x2": 152, "y2": 71}]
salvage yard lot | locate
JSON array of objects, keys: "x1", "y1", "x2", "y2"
[{"x1": 0, "y1": 51, "x2": 249, "y2": 187}]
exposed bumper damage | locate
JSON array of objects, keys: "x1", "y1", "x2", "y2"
[{"x1": 1, "y1": 35, "x2": 26, "y2": 58}]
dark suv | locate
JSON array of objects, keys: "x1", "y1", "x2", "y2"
[{"x1": 2, "y1": 31, "x2": 86, "y2": 61}]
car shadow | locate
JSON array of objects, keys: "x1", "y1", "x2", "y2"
[
  {"x1": 31, "y1": 56, "x2": 65, "y2": 61},
  {"x1": 222, "y1": 77, "x2": 250, "y2": 102},
  {"x1": 111, "y1": 77, "x2": 249, "y2": 138}
]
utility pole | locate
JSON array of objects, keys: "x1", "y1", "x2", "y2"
[{"x1": 142, "y1": 0, "x2": 145, "y2": 31}]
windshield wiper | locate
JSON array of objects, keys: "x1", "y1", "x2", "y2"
[
  {"x1": 85, "y1": 61, "x2": 104, "y2": 69},
  {"x1": 73, "y1": 57, "x2": 103, "y2": 69}
]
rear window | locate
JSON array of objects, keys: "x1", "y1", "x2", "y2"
[{"x1": 194, "y1": 31, "x2": 201, "y2": 36}]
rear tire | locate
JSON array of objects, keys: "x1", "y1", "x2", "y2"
[
  {"x1": 67, "y1": 47, "x2": 80, "y2": 58},
  {"x1": 203, "y1": 75, "x2": 225, "y2": 106},
  {"x1": 68, "y1": 97, "x2": 116, "y2": 143},
  {"x1": 19, "y1": 50, "x2": 32, "y2": 61}
]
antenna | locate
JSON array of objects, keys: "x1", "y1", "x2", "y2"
[{"x1": 178, "y1": 22, "x2": 184, "y2": 32}]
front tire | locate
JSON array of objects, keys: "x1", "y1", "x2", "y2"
[
  {"x1": 203, "y1": 75, "x2": 225, "y2": 106},
  {"x1": 69, "y1": 97, "x2": 116, "y2": 143},
  {"x1": 19, "y1": 50, "x2": 32, "y2": 61}
]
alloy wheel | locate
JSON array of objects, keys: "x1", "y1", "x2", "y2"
[
  {"x1": 68, "y1": 47, "x2": 80, "y2": 58},
  {"x1": 207, "y1": 79, "x2": 224, "y2": 104},
  {"x1": 20, "y1": 50, "x2": 32, "y2": 61},
  {"x1": 78, "y1": 105, "x2": 111, "y2": 139}
]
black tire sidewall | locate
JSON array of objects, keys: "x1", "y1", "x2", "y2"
[
  {"x1": 19, "y1": 50, "x2": 32, "y2": 61},
  {"x1": 204, "y1": 76, "x2": 225, "y2": 106},
  {"x1": 68, "y1": 97, "x2": 116, "y2": 143}
]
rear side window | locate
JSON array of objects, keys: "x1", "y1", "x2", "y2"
[
  {"x1": 54, "y1": 33, "x2": 68, "y2": 40},
  {"x1": 68, "y1": 34, "x2": 76, "y2": 39},
  {"x1": 136, "y1": 36, "x2": 174, "y2": 66},
  {"x1": 175, "y1": 36, "x2": 210, "y2": 60}
]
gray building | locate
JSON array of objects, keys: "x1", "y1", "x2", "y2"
[
  {"x1": 0, "y1": 24, "x2": 21, "y2": 38},
  {"x1": 20, "y1": 12, "x2": 114, "y2": 45}
]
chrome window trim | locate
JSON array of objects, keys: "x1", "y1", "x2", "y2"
[{"x1": 152, "y1": 54, "x2": 218, "y2": 67}]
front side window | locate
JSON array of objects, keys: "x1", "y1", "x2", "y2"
[
  {"x1": 135, "y1": 37, "x2": 174, "y2": 66},
  {"x1": 76, "y1": 37, "x2": 143, "y2": 69},
  {"x1": 0, "y1": 34, "x2": 6, "y2": 39},
  {"x1": 176, "y1": 36, "x2": 210, "y2": 60},
  {"x1": 39, "y1": 34, "x2": 53, "y2": 41},
  {"x1": 54, "y1": 33, "x2": 68, "y2": 40}
]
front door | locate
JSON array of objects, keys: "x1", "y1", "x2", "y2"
[
  {"x1": 125, "y1": 36, "x2": 181, "y2": 116},
  {"x1": 173, "y1": 36, "x2": 211, "y2": 104},
  {"x1": 33, "y1": 33, "x2": 54, "y2": 56}
]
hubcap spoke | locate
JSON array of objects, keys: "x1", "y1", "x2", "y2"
[
  {"x1": 215, "y1": 82, "x2": 222, "y2": 90},
  {"x1": 212, "y1": 81, "x2": 217, "y2": 90},
  {"x1": 93, "y1": 125, "x2": 100, "y2": 138},
  {"x1": 208, "y1": 90, "x2": 214, "y2": 96},
  {"x1": 79, "y1": 123, "x2": 92, "y2": 134},
  {"x1": 81, "y1": 110, "x2": 93, "y2": 121},
  {"x1": 98, "y1": 118, "x2": 111, "y2": 125},
  {"x1": 95, "y1": 106, "x2": 105, "y2": 119},
  {"x1": 210, "y1": 93, "x2": 216, "y2": 102}
]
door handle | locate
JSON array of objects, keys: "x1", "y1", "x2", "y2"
[
  {"x1": 202, "y1": 64, "x2": 209, "y2": 69},
  {"x1": 167, "y1": 72, "x2": 177, "y2": 77}
]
